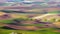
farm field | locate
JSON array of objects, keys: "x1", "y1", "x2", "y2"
[
  {"x1": 0, "y1": 3, "x2": 60, "y2": 34},
  {"x1": 0, "y1": 11, "x2": 60, "y2": 34}
]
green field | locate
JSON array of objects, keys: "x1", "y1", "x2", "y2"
[
  {"x1": 0, "y1": 19, "x2": 60, "y2": 34},
  {"x1": 0, "y1": 11, "x2": 60, "y2": 34},
  {"x1": 0, "y1": 27, "x2": 60, "y2": 34}
]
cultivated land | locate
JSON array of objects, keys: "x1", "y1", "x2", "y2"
[{"x1": 0, "y1": 7, "x2": 60, "y2": 34}]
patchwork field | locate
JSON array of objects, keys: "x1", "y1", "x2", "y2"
[{"x1": 0, "y1": 9, "x2": 60, "y2": 34}]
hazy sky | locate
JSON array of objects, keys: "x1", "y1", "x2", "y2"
[{"x1": 0, "y1": 0, "x2": 60, "y2": 2}]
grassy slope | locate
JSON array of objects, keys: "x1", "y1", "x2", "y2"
[
  {"x1": 0, "y1": 11, "x2": 60, "y2": 34},
  {"x1": 0, "y1": 28, "x2": 60, "y2": 34},
  {"x1": 0, "y1": 22, "x2": 60, "y2": 34}
]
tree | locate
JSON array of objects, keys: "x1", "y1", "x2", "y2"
[{"x1": 12, "y1": 18, "x2": 23, "y2": 25}]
